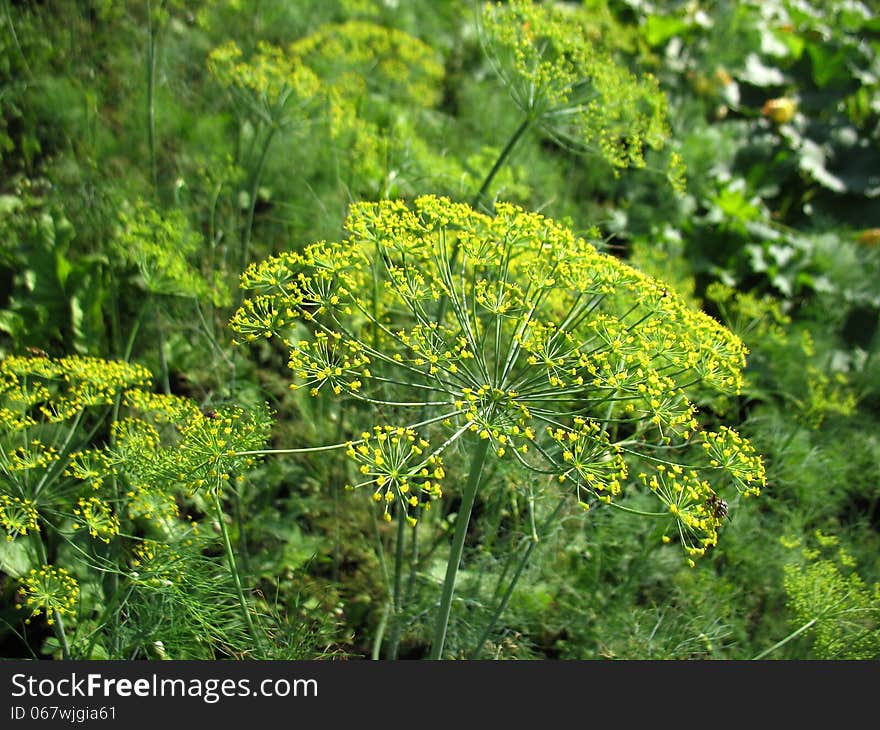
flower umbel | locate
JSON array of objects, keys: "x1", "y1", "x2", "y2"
[
  {"x1": 232, "y1": 195, "x2": 763, "y2": 559},
  {"x1": 18, "y1": 565, "x2": 79, "y2": 625},
  {"x1": 0, "y1": 495, "x2": 40, "y2": 541},
  {"x1": 345, "y1": 425, "x2": 444, "y2": 525},
  {"x1": 479, "y1": 0, "x2": 685, "y2": 187}
]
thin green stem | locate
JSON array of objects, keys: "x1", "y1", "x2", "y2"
[
  {"x1": 752, "y1": 617, "x2": 818, "y2": 660},
  {"x1": 155, "y1": 309, "x2": 170, "y2": 395},
  {"x1": 146, "y1": 0, "x2": 161, "y2": 196},
  {"x1": 52, "y1": 610, "x2": 72, "y2": 659},
  {"x1": 470, "y1": 495, "x2": 566, "y2": 659},
  {"x1": 372, "y1": 602, "x2": 392, "y2": 661},
  {"x1": 240, "y1": 125, "x2": 277, "y2": 276},
  {"x1": 471, "y1": 116, "x2": 532, "y2": 209},
  {"x1": 429, "y1": 436, "x2": 491, "y2": 660},
  {"x1": 369, "y1": 514, "x2": 392, "y2": 658},
  {"x1": 3, "y1": 0, "x2": 33, "y2": 79},
  {"x1": 403, "y1": 520, "x2": 420, "y2": 608},
  {"x1": 386, "y1": 515, "x2": 408, "y2": 659},
  {"x1": 212, "y1": 488, "x2": 263, "y2": 656}
]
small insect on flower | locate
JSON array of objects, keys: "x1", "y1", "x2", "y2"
[{"x1": 707, "y1": 491, "x2": 729, "y2": 522}]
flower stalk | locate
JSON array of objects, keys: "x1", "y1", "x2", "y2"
[{"x1": 429, "y1": 435, "x2": 491, "y2": 659}]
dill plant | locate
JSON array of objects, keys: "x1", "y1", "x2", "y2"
[
  {"x1": 230, "y1": 195, "x2": 765, "y2": 659},
  {"x1": 110, "y1": 199, "x2": 234, "y2": 397},
  {"x1": 755, "y1": 533, "x2": 880, "y2": 660},
  {"x1": 287, "y1": 20, "x2": 460, "y2": 201},
  {"x1": 207, "y1": 39, "x2": 322, "y2": 271},
  {"x1": 473, "y1": 0, "x2": 686, "y2": 205},
  {"x1": 0, "y1": 353, "x2": 274, "y2": 658}
]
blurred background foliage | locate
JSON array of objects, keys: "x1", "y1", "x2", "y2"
[{"x1": 0, "y1": 0, "x2": 877, "y2": 659}]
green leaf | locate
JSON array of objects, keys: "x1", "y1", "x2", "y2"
[
  {"x1": 806, "y1": 44, "x2": 853, "y2": 88},
  {"x1": 644, "y1": 15, "x2": 690, "y2": 47},
  {"x1": 0, "y1": 539, "x2": 32, "y2": 578}
]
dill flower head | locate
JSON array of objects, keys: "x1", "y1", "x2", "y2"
[
  {"x1": 130, "y1": 539, "x2": 189, "y2": 589},
  {"x1": 18, "y1": 565, "x2": 79, "y2": 625},
  {"x1": 287, "y1": 21, "x2": 459, "y2": 199},
  {"x1": 72, "y1": 496, "x2": 121, "y2": 544},
  {"x1": 345, "y1": 425, "x2": 444, "y2": 524},
  {"x1": 782, "y1": 533, "x2": 880, "y2": 659},
  {"x1": 65, "y1": 449, "x2": 115, "y2": 490},
  {"x1": 289, "y1": 20, "x2": 444, "y2": 109},
  {"x1": 232, "y1": 195, "x2": 763, "y2": 557},
  {"x1": 479, "y1": 0, "x2": 685, "y2": 187},
  {"x1": 119, "y1": 401, "x2": 273, "y2": 496},
  {"x1": 113, "y1": 200, "x2": 229, "y2": 307},
  {"x1": 0, "y1": 494, "x2": 40, "y2": 541},
  {"x1": 0, "y1": 354, "x2": 151, "y2": 427},
  {"x1": 207, "y1": 39, "x2": 321, "y2": 124}
]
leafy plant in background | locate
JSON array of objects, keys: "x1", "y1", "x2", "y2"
[
  {"x1": 0, "y1": 188, "x2": 108, "y2": 357},
  {"x1": 1, "y1": 0, "x2": 877, "y2": 662},
  {"x1": 627, "y1": 0, "x2": 879, "y2": 287}
]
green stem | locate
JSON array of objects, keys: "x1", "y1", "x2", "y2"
[
  {"x1": 369, "y1": 513, "x2": 392, "y2": 658},
  {"x1": 471, "y1": 116, "x2": 532, "y2": 209},
  {"x1": 146, "y1": 0, "x2": 160, "y2": 196},
  {"x1": 240, "y1": 125, "x2": 277, "y2": 275},
  {"x1": 372, "y1": 602, "x2": 392, "y2": 661},
  {"x1": 213, "y1": 489, "x2": 263, "y2": 656},
  {"x1": 429, "y1": 436, "x2": 491, "y2": 660},
  {"x1": 156, "y1": 310, "x2": 170, "y2": 395},
  {"x1": 386, "y1": 515, "x2": 408, "y2": 659},
  {"x1": 752, "y1": 617, "x2": 818, "y2": 660},
  {"x1": 470, "y1": 495, "x2": 566, "y2": 659},
  {"x1": 233, "y1": 489, "x2": 250, "y2": 574},
  {"x1": 3, "y1": 0, "x2": 32, "y2": 79},
  {"x1": 403, "y1": 520, "x2": 420, "y2": 607},
  {"x1": 52, "y1": 610, "x2": 71, "y2": 659}
]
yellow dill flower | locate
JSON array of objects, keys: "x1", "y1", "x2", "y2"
[
  {"x1": 3, "y1": 441, "x2": 60, "y2": 472},
  {"x1": 18, "y1": 565, "x2": 79, "y2": 625},
  {"x1": 207, "y1": 39, "x2": 321, "y2": 123},
  {"x1": 701, "y1": 426, "x2": 766, "y2": 497},
  {"x1": 345, "y1": 425, "x2": 444, "y2": 524},
  {"x1": 72, "y1": 496, "x2": 121, "y2": 544},
  {"x1": 232, "y1": 195, "x2": 760, "y2": 556},
  {"x1": 0, "y1": 354, "x2": 151, "y2": 425},
  {"x1": 0, "y1": 495, "x2": 40, "y2": 540},
  {"x1": 548, "y1": 418, "x2": 627, "y2": 502},
  {"x1": 125, "y1": 482, "x2": 180, "y2": 525},
  {"x1": 65, "y1": 449, "x2": 115, "y2": 490},
  {"x1": 123, "y1": 404, "x2": 272, "y2": 496},
  {"x1": 289, "y1": 20, "x2": 444, "y2": 109},
  {"x1": 123, "y1": 389, "x2": 201, "y2": 423},
  {"x1": 130, "y1": 539, "x2": 188, "y2": 589},
  {"x1": 113, "y1": 200, "x2": 229, "y2": 307},
  {"x1": 479, "y1": 0, "x2": 684, "y2": 188}
]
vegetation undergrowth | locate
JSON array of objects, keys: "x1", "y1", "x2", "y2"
[{"x1": 0, "y1": 0, "x2": 876, "y2": 660}]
